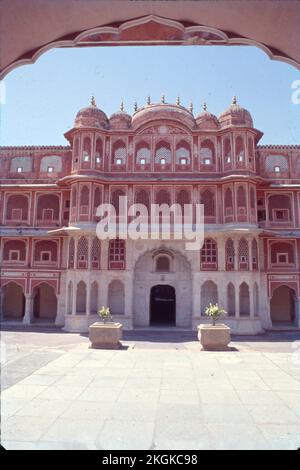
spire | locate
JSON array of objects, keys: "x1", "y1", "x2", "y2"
[
  {"x1": 90, "y1": 96, "x2": 96, "y2": 107},
  {"x1": 176, "y1": 96, "x2": 180, "y2": 106},
  {"x1": 232, "y1": 95, "x2": 237, "y2": 105},
  {"x1": 120, "y1": 100, "x2": 124, "y2": 112},
  {"x1": 134, "y1": 100, "x2": 138, "y2": 112},
  {"x1": 189, "y1": 101, "x2": 193, "y2": 113},
  {"x1": 161, "y1": 94, "x2": 166, "y2": 104},
  {"x1": 202, "y1": 101, "x2": 207, "y2": 111},
  {"x1": 147, "y1": 96, "x2": 151, "y2": 105}
]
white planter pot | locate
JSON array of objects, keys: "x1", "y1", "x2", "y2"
[
  {"x1": 89, "y1": 322, "x2": 123, "y2": 349},
  {"x1": 198, "y1": 324, "x2": 231, "y2": 350}
]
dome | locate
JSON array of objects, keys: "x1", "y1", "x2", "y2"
[
  {"x1": 109, "y1": 103, "x2": 132, "y2": 129},
  {"x1": 196, "y1": 103, "x2": 219, "y2": 130},
  {"x1": 219, "y1": 97, "x2": 253, "y2": 128},
  {"x1": 131, "y1": 98, "x2": 196, "y2": 130},
  {"x1": 74, "y1": 97, "x2": 109, "y2": 129}
]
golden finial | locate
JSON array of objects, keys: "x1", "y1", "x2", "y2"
[
  {"x1": 189, "y1": 101, "x2": 193, "y2": 113},
  {"x1": 161, "y1": 94, "x2": 166, "y2": 104},
  {"x1": 120, "y1": 100, "x2": 124, "y2": 112},
  {"x1": 134, "y1": 100, "x2": 138, "y2": 112},
  {"x1": 176, "y1": 96, "x2": 180, "y2": 105},
  {"x1": 232, "y1": 95, "x2": 237, "y2": 105},
  {"x1": 147, "y1": 96, "x2": 151, "y2": 105},
  {"x1": 90, "y1": 96, "x2": 96, "y2": 107},
  {"x1": 202, "y1": 101, "x2": 207, "y2": 111}
]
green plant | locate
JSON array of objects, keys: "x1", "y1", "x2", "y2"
[
  {"x1": 204, "y1": 303, "x2": 227, "y2": 326},
  {"x1": 98, "y1": 306, "x2": 112, "y2": 323}
]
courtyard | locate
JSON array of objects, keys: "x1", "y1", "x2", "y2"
[{"x1": 1, "y1": 327, "x2": 300, "y2": 450}]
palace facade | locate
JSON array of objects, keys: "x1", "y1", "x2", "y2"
[{"x1": 1, "y1": 97, "x2": 300, "y2": 334}]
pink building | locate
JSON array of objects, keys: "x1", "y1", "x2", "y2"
[{"x1": 1, "y1": 97, "x2": 300, "y2": 334}]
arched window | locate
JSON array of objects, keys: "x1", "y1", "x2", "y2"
[
  {"x1": 111, "y1": 189, "x2": 126, "y2": 216},
  {"x1": 155, "y1": 141, "x2": 171, "y2": 165},
  {"x1": 265, "y1": 155, "x2": 289, "y2": 175},
  {"x1": 200, "y1": 238, "x2": 217, "y2": 270},
  {"x1": 90, "y1": 281, "x2": 98, "y2": 314},
  {"x1": 176, "y1": 189, "x2": 190, "y2": 216},
  {"x1": 6, "y1": 194, "x2": 29, "y2": 221},
  {"x1": 113, "y1": 140, "x2": 127, "y2": 165},
  {"x1": 91, "y1": 237, "x2": 101, "y2": 269},
  {"x1": 135, "y1": 141, "x2": 151, "y2": 165},
  {"x1": 34, "y1": 240, "x2": 57, "y2": 263},
  {"x1": 76, "y1": 281, "x2": 86, "y2": 314},
  {"x1": 82, "y1": 136, "x2": 91, "y2": 162},
  {"x1": 270, "y1": 241, "x2": 295, "y2": 266},
  {"x1": 224, "y1": 137, "x2": 232, "y2": 165},
  {"x1": 37, "y1": 194, "x2": 60, "y2": 222},
  {"x1": 175, "y1": 141, "x2": 191, "y2": 165},
  {"x1": 95, "y1": 138, "x2": 102, "y2": 165},
  {"x1": 200, "y1": 139, "x2": 215, "y2": 165},
  {"x1": 237, "y1": 186, "x2": 247, "y2": 217},
  {"x1": 227, "y1": 283, "x2": 235, "y2": 317},
  {"x1": 224, "y1": 188, "x2": 233, "y2": 218},
  {"x1": 80, "y1": 186, "x2": 89, "y2": 216},
  {"x1": 93, "y1": 186, "x2": 102, "y2": 218},
  {"x1": 252, "y1": 239, "x2": 258, "y2": 270},
  {"x1": 250, "y1": 187, "x2": 256, "y2": 217},
  {"x1": 201, "y1": 281, "x2": 218, "y2": 314},
  {"x1": 236, "y1": 136, "x2": 245, "y2": 163},
  {"x1": 248, "y1": 136, "x2": 254, "y2": 161},
  {"x1": 225, "y1": 238, "x2": 235, "y2": 271},
  {"x1": 74, "y1": 137, "x2": 79, "y2": 157},
  {"x1": 201, "y1": 189, "x2": 215, "y2": 218},
  {"x1": 77, "y1": 236, "x2": 88, "y2": 269},
  {"x1": 108, "y1": 280, "x2": 125, "y2": 315},
  {"x1": 108, "y1": 239, "x2": 125, "y2": 269},
  {"x1": 156, "y1": 255, "x2": 170, "y2": 272},
  {"x1": 156, "y1": 189, "x2": 171, "y2": 205},
  {"x1": 68, "y1": 238, "x2": 75, "y2": 269},
  {"x1": 135, "y1": 189, "x2": 150, "y2": 214},
  {"x1": 3, "y1": 240, "x2": 26, "y2": 262},
  {"x1": 238, "y1": 238, "x2": 249, "y2": 270},
  {"x1": 268, "y1": 194, "x2": 292, "y2": 222},
  {"x1": 239, "y1": 282, "x2": 250, "y2": 316}
]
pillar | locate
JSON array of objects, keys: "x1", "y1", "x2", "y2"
[
  {"x1": 72, "y1": 282, "x2": 77, "y2": 315},
  {"x1": 249, "y1": 284, "x2": 255, "y2": 318},
  {"x1": 0, "y1": 287, "x2": 4, "y2": 321},
  {"x1": 23, "y1": 293, "x2": 33, "y2": 325},
  {"x1": 235, "y1": 282, "x2": 240, "y2": 318},
  {"x1": 295, "y1": 297, "x2": 300, "y2": 328}
]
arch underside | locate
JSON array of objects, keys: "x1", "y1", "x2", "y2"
[{"x1": 1, "y1": 12, "x2": 299, "y2": 80}]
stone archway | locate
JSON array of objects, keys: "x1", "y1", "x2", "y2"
[
  {"x1": 133, "y1": 247, "x2": 192, "y2": 328},
  {"x1": 33, "y1": 283, "x2": 57, "y2": 321},
  {"x1": 270, "y1": 285, "x2": 296, "y2": 324},
  {"x1": 2, "y1": 282, "x2": 25, "y2": 320},
  {"x1": 150, "y1": 285, "x2": 176, "y2": 326}
]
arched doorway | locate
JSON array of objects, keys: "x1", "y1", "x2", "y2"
[
  {"x1": 270, "y1": 285, "x2": 296, "y2": 324},
  {"x1": 150, "y1": 285, "x2": 176, "y2": 326},
  {"x1": 3, "y1": 282, "x2": 25, "y2": 320},
  {"x1": 33, "y1": 283, "x2": 57, "y2": 321}
]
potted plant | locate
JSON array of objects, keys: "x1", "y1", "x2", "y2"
[
  {"x1": 89, "y1": 306, "x2": 123, "y2": 349},
  {"x1": 198, "y1": 303, "x2": 230, "y2": 350}
]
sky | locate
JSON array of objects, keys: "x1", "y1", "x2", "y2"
[{"x1": 0, "y1": 45, "x2": 299, "y2": 146}]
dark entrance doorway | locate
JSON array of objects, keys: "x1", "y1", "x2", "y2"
[
  {"x1": 270, "y1": 285, "x2": 295, "y2": 324},
  {"x1": 150, "y1": 285, "x2": 176, "y2": 326}
]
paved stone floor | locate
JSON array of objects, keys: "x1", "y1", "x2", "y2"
[{"x1": 1, "y1": 326, "x2": 300, "y2": 450}]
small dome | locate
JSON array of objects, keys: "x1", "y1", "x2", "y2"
[
  {"x1": 109, "y1": 103, "x2": 132, "y2": 129},
  {"x1": 196, "y1": 103, "x2": 219, "y2": 130},
  {"x1": 131, "y1": 100, "x2": 196, "y2": 130},
  {"x1": 74, "y1": 97, "x2": 108, "y2": 129},
  {"x1": 219, "y1": 97, "x2": 253, "y2": 128}
]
